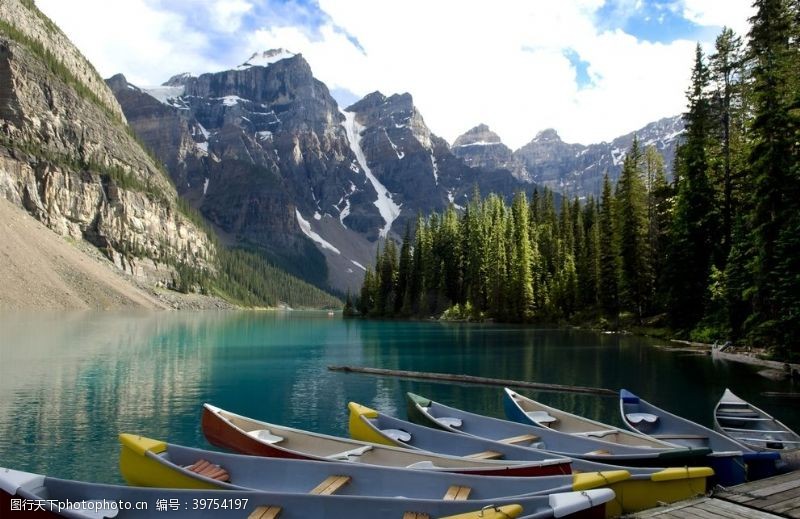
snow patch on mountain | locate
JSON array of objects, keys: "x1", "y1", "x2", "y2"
[
  {"x1": 142, "y1": 85, "x2": 185, "y2": 105},
  {"x1": 385, "y1": 130, "x2": 405, "y2": 159},
  {"x1": 339, "y1": 198, "x2": 351, "y2": 227},
  {"x1": 341, "y1": 109, "x2": 401, "y2": 237},
  {"x1": 296, "y1": 209, "x2": 340, "y2": 254},
  {"x1": 217, "y1": 95, "x2": 247, "y2": 107},
  {"x1": 238, "y1": 49, "x2": 296, "y2": 69},
  {"x1": 455, "y1": 141, "x2": 501, "y2": 147}
]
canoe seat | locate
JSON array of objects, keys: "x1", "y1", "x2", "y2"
[
  {"x1": 585, "y1": 449, "x2": 610, "y2": 455},
  {"x1": 722, "y1": 426, "x2": 790, "y2": 434},
  {"x1": 185, "y1": 459, "x2": 230, "y2": 482},
  {"x1": 525, "y1": 411, "x2": 558, "y2": 425},
  {"x1": 443, "y1": 485, "x2": 472, "y2": 501},
  {"x1": 736, "y1": 437, "x2": 800, "y2": 444},
  {"x1": 465, "y1": 450, "x2": 504, "y2": 460},
  {"x1": 718, "y1": 416, "x2": 771, "y2": 422},
  {"x1": 381, "y1": 429, "x2": 412, "y2": 442},
  {"x1": 310, "y1": 475, "x2": 351, "y2": 495},
  {"x1": 406, "y1": 461, "x2": 437, "y2": 469},
  {"x1": 438, "y1": 417, "x2": 463, "y2": 428},
  {"x1": 575, "y1": 430, "x2": 615, "y2": 438},
  {"x1": 498, "y1": 433, "x2": 539, "y2": 445},
  {"x1": 326, "y1": 445, "x2": 373, "y2": 460},
  {"x1": 402, "y1": 513, "x2": 431, "y2": 519},
  {"x1": 626, "y1": 413, "x2": 659, "y2": 424},
  {"x1": 246, "y1": 429, "x2": 285, "y2": 444},
  {"x1": 717, "y1": 411, "x2": 760, "y2": 418},
  {"x1": 248, "y1": 505, "x2": 282, "y2": 519}
]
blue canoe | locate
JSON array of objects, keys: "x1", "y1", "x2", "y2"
[{"x1": 619, "y1": 389, "x2": 780, "y2": 483}]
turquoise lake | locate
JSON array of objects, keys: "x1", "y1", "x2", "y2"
[{"x1": 0, "y1": 311, "x2": 797, "y2": 484}]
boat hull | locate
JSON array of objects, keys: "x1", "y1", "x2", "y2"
[
  {"x1": 408, "y1": 393, "x2": 710, "y2": 469},
  {"x1": 1, "y1": 467, "x2": 614, "y2": 519},
  {"x1": 202, "y1": 405, "x2": 570, "y2": 477},
  {"x1": 201, "y1": 405, "x2": 307, "y2": 460},
  {"x1": 713, "y1": 389, "x2": 800, "y2": 471},
  {"x1": 619, "y1": 389, "x2": 779, "y2": 485},
  {"x1": 349, "y1": 401, "x2": 713, "y2": 518}
]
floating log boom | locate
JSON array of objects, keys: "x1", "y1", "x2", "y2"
[{"x1": 327, "y1": 366, "x2": 616, "y2": 396}]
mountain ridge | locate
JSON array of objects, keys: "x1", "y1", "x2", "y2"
[{"x1": 109, "y1": 53, "x2": 548, "y2": 292}]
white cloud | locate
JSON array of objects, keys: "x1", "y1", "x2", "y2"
[
  {"x1": 36, "y1": 0, "x2": 223, "y2": 86},
  {"x1": 35, "y1": 0, "x2": 754, "y2": 147},
  {"x1": 681, "y1": 0, "x2": 754, "y2": 37},
  {"x1": 211, "y1": 0, "x2": 254, "y2": 33}
]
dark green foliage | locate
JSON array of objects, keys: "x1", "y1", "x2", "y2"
[
  {"x1": 357, "y1": 187, "x2": 608, "y2": 323},
  {"x1": 214, "y1": 248, "x2": 341, "y2": 309},
  {"x1": 598, "y1": 175, "x2": 620, "y2": 323},
  {"x1": 666, "y1": 45, "x2": 720, "y2": 330},
  {"x1": 742, "y1": 0, "x2": 800, "y2": 358},
  {"x1": 616, "y1": 138, "x2": 654, "y2": 322}
]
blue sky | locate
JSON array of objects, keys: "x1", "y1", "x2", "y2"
[{"x1": 37, "y1": 0, "x2": 754, "y2": 147}]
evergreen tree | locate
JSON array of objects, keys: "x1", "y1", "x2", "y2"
[
  {"x1": 745, "y1": 0, "x2": 800, "y2": 356},
  {"x1": 666, "y1": 45, "x2": 719, "y2": 330},
  {"x1": 617, "y1": 138, "x2": 653, "y2": 321},
  {"x1": 396, "y1": 225, "x2": 412, "y2": 316},
  {"x1": 510, "y1": 192, "x2": 535, "y2": 321},
  {"x1": 598, "y1": 174, "x2": 620, "y2": 323},
  {"x1": 486, "y1": 196, "x2": 509, "y2": 320},
  {"x1": 710, "y1": 27, "x2": 745, "y2": 258},
  {"x1": 643, "y1": 145, "x2": 670, "y2": 308}
]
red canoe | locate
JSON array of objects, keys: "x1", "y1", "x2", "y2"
[{"x1": 201, "y1": 404, "x2": 572, "y2": 477}]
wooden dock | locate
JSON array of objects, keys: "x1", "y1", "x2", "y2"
[{"x1": 634, "y1": 470, "x2": 800, "y2": 518}]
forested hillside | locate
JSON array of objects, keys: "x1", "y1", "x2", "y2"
[{"x1": 353, "y1": 0, "x2": 800, "y2": 361}]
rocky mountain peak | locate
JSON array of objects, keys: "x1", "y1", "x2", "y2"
[
  {"x1": 452, "y1": 124, "x2": 530, "y2": 182},
  {"x1": 453, "y1": 124, "x2": 503, "y2": 147},
  {"x1": 105, "y1": 73, "x2": 129, "y2": 91},
  {"x1": 163, "y1": 72, "x2": 193, "y2": 86},
  {"x1": 533, "y1": 128, "x2": 562, "y2": 143},
  {"x1": 238, "y1": 48, "x2": 296, "y2": 69},
  {"x1": 514, "y1": 115, "x2": 683, "y2": 198}
]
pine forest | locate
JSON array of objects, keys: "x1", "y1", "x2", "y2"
[{"x1": 352, "y1": 0, "x2": 800, "y2": 362}]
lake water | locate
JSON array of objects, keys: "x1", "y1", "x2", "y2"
[{"x1": 0, "y1": 311, "x2": 796, "y2": 484}]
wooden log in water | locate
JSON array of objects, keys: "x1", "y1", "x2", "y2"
[
  {"x1": 761, "y1": 391, "x2": 800, "y2": 399},
  {"x1": 327, "y1": 366, "x2": 617, "y2": 396}
]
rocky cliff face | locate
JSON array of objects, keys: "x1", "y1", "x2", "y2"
[
  {"x1": 109, "y1": 53, "x2": 386, "y2": 290},
  {"x1": 0, "y1": 0, "x2": 214, "y2": 285},
  {"x1": 452, "y1": 124, "x2": 530, "y2": 182},
  {"x1": 111, "y1": 57, "x2": 542, "y2": 292},
  {"x1": 513, "y1": 116, "x2": 683, "y2": 198}
]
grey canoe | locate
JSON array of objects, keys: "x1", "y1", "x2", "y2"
[
  {"x1": 406, "y1": 392, "x2": 708, "y2": 468},
  {"x1": 119, "y1": 433, "x2": 580, "y2": 500},
  {"x1": 619, "y1": 389, "x2": 780, "y2": 484},
  {"x1": 0, "y1": 466, "x2": 613, "y2": 519},
  {"x1": 503, "y1": 388, "x2": 676, "y2": 449},
  {"x1": 713, "y1": 388, "x2": 800, "y2": 469},
  {"x1": 347, "y1": 402, "x2": 713, "y2": 518}
]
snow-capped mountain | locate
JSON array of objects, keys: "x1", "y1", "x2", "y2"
[
  {"x1": 512, "y1": 116, "x2": 684, "y2": 198},
  {"x1": 107, "y1": 51, "x2": 539, "y2": 292},
  {"x1": 452, "y1": 124, "x2": 530, "y2": 182}
]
